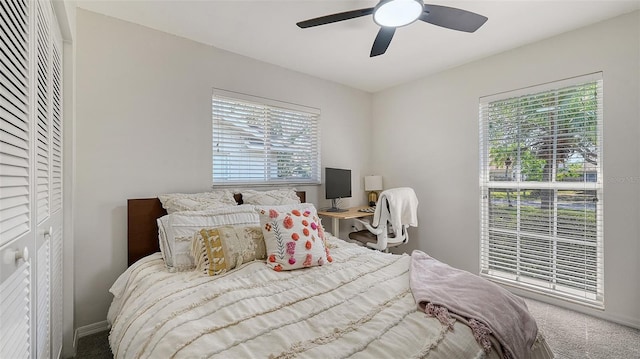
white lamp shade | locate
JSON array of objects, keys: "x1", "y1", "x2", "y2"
[{"x1": 364, "y1": 176, "x2": 383, "y2": 191}]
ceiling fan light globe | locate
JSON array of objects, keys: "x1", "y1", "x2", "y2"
[{"x1": 373, "y1": 0, "x2": 423, "y2": 27}]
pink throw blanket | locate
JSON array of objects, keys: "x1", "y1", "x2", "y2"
[{"x1": 409, "y1": 250, "x2": 538, "y2": 359}]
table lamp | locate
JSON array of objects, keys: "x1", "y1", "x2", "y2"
[{"x1": 364, "y1": 175, "x2": 383, "y2": 207}]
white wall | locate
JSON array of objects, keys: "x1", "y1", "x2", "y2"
[
  {"x1": 373, "y1": 11, "x2": 640, "y2": 328},
  {"x1": 74, "y1": 9, "x2": 372, "y2": 328}
]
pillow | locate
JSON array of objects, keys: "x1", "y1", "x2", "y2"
[
  {"x1": 241, "y1": 188, "x2": 300, "y2": 205},
  {"x1": 191, "y1": 225, "x2": 266, "y2": 276},
  {"x1": 157, "y1": 205, "x2": 259, "y2": 272},
  {"x1": 256, "y1": 204, "x2": 332, "y2": 272},
  {"x1": 158, "y1": 190, "x2": 237, "y2": 214}
]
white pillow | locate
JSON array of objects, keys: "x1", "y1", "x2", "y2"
[
  {"x1": 241, "y1": 188, "x2": 300, "y2": 205},
  {"x1": 158, "y1": 190, "x2": 237, "y2": 214},
  {"x1": 157, "y1": 205, "x2": 259, "y2": 272}
]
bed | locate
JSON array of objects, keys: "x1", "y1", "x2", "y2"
[{"x1": 108, "y1": 191, "x2": 554, "y2": 358}]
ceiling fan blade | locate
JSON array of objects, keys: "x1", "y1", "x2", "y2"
[
  {"x1": 297, "y1": 8, "x2": 374, "y2": 28},
  {"x1": 420, "y1": 4, "x2": 488, "y2": 33},
  {"x1": 370, "y1": 27, "x2": 396, "y2": 57}
]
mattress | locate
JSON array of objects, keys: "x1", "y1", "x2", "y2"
[{"x1": 108, "y1": 237, "x2": 554, "y2": 358}]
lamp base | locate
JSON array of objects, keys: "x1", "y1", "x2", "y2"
[{"x1": 368, "y1": 191, "x2": 378, "y2": 207}]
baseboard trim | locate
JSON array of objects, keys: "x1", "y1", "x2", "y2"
[
  {"x1": 601, "y1": 311, "x2": 640, "y2": 330},
  {"x1": 516, "y1": 289, "x2": 640, "y2": 330},
  {"x1": 73, "y1": 320, "x2": 110, "y2": 355},
  {"x1": 74, "y1": 320, "x2": 109, "y2": 344}
]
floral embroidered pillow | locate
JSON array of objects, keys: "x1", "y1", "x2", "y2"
[{"x1": 256, "y1": 204, "x2": 332, "y2": 271}]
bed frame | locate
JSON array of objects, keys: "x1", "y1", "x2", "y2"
[{"x1": 126, "y1": 191, "x2": 306, "y2": 266}]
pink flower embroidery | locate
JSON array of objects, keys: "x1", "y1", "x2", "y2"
[
  {"x1": 286, "y1": 241, "x2": 296, "y2": 255},
  {"x1": 303, "y1": 210, "x2": 311, "y2": 217},
  {"x1": 310, "y1": 222, "x2": 317, "y2": 230},
  {"x1": 269, "y1": 209, "x2": 279, "y2": 218},
  {"x1": 288, "y1": 257, "x2": 296, "y2": 265},
  {"x1": 283, "y1": 216, "x2": 294, "y2": 229},
  {"x1": 303, "y1": 254, "x2": 312, "y2": 267}
]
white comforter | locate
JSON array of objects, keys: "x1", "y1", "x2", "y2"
[{"x1": 108, "y1": 237, "x2": 553, "y2": 359}]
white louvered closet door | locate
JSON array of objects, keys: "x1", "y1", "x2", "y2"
[
  {"x1": 0, "y1": 0, "x2": 63, "y2": 357},
  {"x1": 34, "y1": 1, "x2": 51, "y2": 357},
  {"x1": 0, "y1": 0, "x2": 33, "y2": 357},
  {"x1": 33, "y1": 0, "x2": 67, "y2": 358},
  {"x1": 49, "y1": 18, "x2": 64, "y2": 359}
]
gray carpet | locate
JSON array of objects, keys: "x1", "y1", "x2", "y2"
[
  {"x1": 524, "y1": 298, "x2": 640, "y2": 359},
  {"x1": 75, "y1": 298, "x2": 640, "y2": 358},
  {"x1": 74, "y1": 330, "x2": 112, "y2": 359}
]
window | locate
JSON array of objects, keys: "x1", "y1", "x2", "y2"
[
  {"x1": 479, "y1": 73, "x2": 603, "y2": 306},
  {"x1": 212, "y1": 89, "x2": 321, "y2": 185}
]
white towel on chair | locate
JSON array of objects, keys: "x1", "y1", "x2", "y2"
[{"x1": 373, "y1": 187, "x2": 419, "y2": 228}]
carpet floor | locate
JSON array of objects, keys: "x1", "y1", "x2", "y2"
[
  {"x1": 524, "y1": 298, "x2": 640, "y2": 359},
  {"x1": 75, "y1": 298, "x2": 640, "y2": 358}
]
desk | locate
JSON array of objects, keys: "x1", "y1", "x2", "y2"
[{"x1": 317, "y1": 206, "x2": 374, "y2": 236}]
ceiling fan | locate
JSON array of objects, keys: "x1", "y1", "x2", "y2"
[{"x1": 296, "y1": 0, "x2": 488, "y2": 57}]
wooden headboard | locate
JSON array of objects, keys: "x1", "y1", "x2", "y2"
[{"x1": 127, "y1": 191, "x2": 306, "y2": 266}]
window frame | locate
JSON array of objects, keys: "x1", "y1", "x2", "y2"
[
  {"x1": 479, "y1": 73, "x2": 604, "y2": 307},
  {"x1": 211, "y1": 89, "x2": 321, "y2": 186}
]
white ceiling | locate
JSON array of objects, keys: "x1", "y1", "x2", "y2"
[{"x1": 75, "y1": 0, "x2": 640, "y2": 93}]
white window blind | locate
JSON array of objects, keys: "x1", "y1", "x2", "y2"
[
  {"x1": 212, "y1": 89, "x2": 321, "y2": 185},
  {"x1": 0, "y1": 0, "x2": 30, "y2": 246},
  {"x1": 479, "y1": 73, "x2": 604, "y2": 306}
]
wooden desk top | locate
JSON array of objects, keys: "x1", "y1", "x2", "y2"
[{"x1": 317, "y1": 205, "x2": 374, "y2": 220}]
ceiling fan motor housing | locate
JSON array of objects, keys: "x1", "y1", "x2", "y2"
[{"x1": 373, "y1": 0, "x2": 424, "y2": 28}]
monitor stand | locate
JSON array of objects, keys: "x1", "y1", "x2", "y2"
[{"x1": 326, "y1": 198, "x2": 347, "y2": 212}]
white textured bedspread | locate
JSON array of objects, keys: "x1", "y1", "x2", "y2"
[{"x1": 108, "y1": 238, "x2": 553, "y2": 359}]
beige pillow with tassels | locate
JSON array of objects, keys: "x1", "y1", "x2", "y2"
[{"x1": 191, "y1": 225, "x2": 266, "y2": 276}]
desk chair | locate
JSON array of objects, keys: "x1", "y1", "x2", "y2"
[{"x1": 348, "y1": 187, "x2": 419, "y2": 251}]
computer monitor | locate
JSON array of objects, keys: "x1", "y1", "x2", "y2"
[{"x1": 325, "y1": 167, "x2": 351, "y2": 212}]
